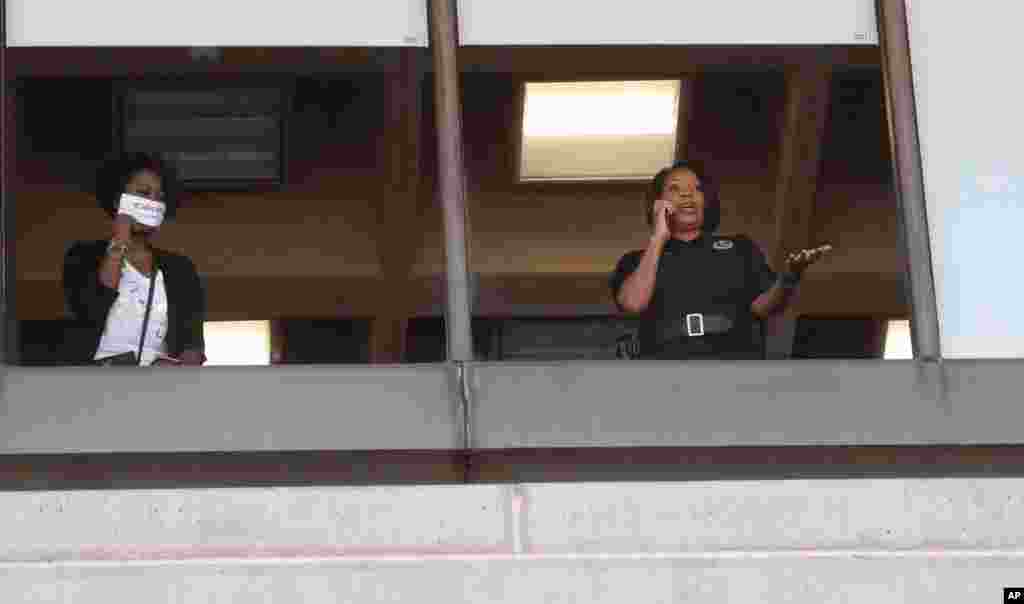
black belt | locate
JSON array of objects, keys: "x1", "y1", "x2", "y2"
[{"x1": 656, "y1": 313, "x2": 734, "y2": 345}]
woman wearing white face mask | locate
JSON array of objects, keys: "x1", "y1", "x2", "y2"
[{"x1": 63, "y1": 152, "x2": 206, "y2": 366}]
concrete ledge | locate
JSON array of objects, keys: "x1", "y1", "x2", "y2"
[
  {"x1": 4, "y1": 479, "x2": 1024, "y2": 561},
  {"x1": 7, "y1": 360, "x2": 1024, "y2": 454},
  {"x1": 522, "y1": 479, "x2": 1024, "y2": 552},
  {"x1": 469, "y1": 360, "x2": 1024, "y2": 447},
  {"x1": 4, "y1": 479, "x2": 1024, "y2": 601},
  {"x1": 0, "y1": 485, "x2": 512, "y2": 563},
  {"x1": 4, "y1": 555, "x2": 1022, "y2": 603},
  {"x1": 0, "y1": 365, "x2": 459, "y2": 453}
]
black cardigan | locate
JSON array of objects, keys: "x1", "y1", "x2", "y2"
[{"x1": 62, "y1": 240, "x2": 206, "y2": 363}]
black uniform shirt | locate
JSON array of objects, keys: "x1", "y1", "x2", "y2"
[{"x1": 609, "y1": 233, "x2": 776, "y2": 359}]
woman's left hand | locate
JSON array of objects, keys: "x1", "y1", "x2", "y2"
[{"x1": 785, "y1": 244, "x2": 833, "y2": 274}]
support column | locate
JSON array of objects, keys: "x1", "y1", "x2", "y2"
[
  {"x1": 877, "y1": 0, "x2": 942, "y2": 362},
  {"x1": 765, "y1": 66, "x2": 831, "y2": 359},
  {"x1": 2, "y1": 77, "x2": 19, "y2": 364},
  {"x1": 429, "y1": 0, "x2": 474, "y2": 362},
  {"x1": 370, "y1": 49, "x2": 424, "y2": 363}
]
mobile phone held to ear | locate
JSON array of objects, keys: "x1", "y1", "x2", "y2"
[{"x1": 118, "y1": 193, "x2": 166, "y2": 228}]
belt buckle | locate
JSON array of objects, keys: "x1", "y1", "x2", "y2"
[{"x1": 685, "y1": 313, "x2": 705, "y2": 337}]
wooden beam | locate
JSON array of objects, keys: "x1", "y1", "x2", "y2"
[
  {"x1": 5, "y1": 47, "x2": 407, "y2": 77},
  {"x1": 675, "y1": 76, "x2": 697, "y2": 162},
  {"x1": 367, "y1": 317, "x2": 410, "y2": 365},
  {"x1": 7, "y1": 46, "x2": 880, "y2": 79},
  {"x1": 457, "y1": 46, "x2": 881, "y2": 76},
  {"x1": 3, "y1": 78, "x2": 20, "y2": 362},
  {"x1": 765, "y1": 66, "x2": 832, "y2": 359},
  {"x1": 369, "y1": 48, "x2": 425, "y2": 363},
  {"x1": 269, "y1": 319, "x2": 287, "y2": 365},
  {"x1": 771, "y1": 66, "x2": 832, "y2": 267},
  {"x1": 15, "y1": 271, "x2": 907, "y2": 323}
]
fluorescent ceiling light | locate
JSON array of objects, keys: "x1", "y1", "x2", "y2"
[{"x1": 520, "y1": 80, "x2": 681, "y2": 181}]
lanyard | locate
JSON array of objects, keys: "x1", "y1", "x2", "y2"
[{"x1": 135, "y1": 259, "x2": 159, "y2": 365}]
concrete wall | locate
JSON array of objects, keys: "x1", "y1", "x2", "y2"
[
  {"x1": 2, "y1": 479, "x2": 1021, "y2": 601},
  {"x1": 906, "y1": 0, "x2": 1024, "y2": 358}
]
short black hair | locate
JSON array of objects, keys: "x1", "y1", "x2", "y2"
[
  {"x1": 646, "y1": 159, "x2": 721, "y2": 233},
  {"x1": 95, "y1": 152, "x2": 181, "y2": 220}
]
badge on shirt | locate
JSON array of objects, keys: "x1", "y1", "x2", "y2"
[{"x1": 712, "y1": 239, "x2": 734, "y2": 251}]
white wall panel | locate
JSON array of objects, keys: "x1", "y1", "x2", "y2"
[
  {"x1": 458, "y1": 0, "x2": 877, "y2": 45},
  {"x1": 907, "y1": 0, "x2": 1024, "y2": 358},
  {"x1": 5, "y1": 0, "x2": 428, "y2": 46}
]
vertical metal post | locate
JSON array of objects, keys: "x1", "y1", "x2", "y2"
[
  {"x1": 429, "y1": 0, "x2": 474, "y2": 362},
  {"x1": 877, "y1": 0, "x2": 942, "y2": 361}
]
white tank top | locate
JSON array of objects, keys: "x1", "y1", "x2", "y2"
[{"x1": 93, "y1": 262, "x2": 169, "y2": 366}]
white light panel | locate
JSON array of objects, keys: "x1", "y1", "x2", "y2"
[{"x1": 520, "y1": 80, "x2": 681, "y2": 181}]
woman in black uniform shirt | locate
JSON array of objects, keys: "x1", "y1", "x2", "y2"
[
  {"x1": 610, "y1": 160, "x2": 830, "y2": 360},
  {"x1": 63, "y1": 153, "x2": 206, "y2": 366}
]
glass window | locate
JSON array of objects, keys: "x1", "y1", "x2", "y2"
[
  {"x1": 7, "y1": 49, "x2": 444, "y2": 367},
  {"x1": 459, "y1": 54, "x2": 910, "y2": 362}
]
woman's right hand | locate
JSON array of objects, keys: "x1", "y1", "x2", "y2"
[{"x1": 651, "y1": 199, "x2": 673, "y2": 243}]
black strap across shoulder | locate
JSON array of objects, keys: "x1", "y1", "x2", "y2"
[{"x1": 135, "y1": 258, "x2": 159, "y2": 366}]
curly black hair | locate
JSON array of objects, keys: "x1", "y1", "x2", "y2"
[
  {"x1": 645, "y1": 159, "x2": 721, "y2": 233},
  {"x1": 95, "y1": 152, "x2": 181, "y2": 220}
]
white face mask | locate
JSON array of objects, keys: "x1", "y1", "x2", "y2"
[{"x1": 118, "y1": 193, "x2": 166, "y2": 228}]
